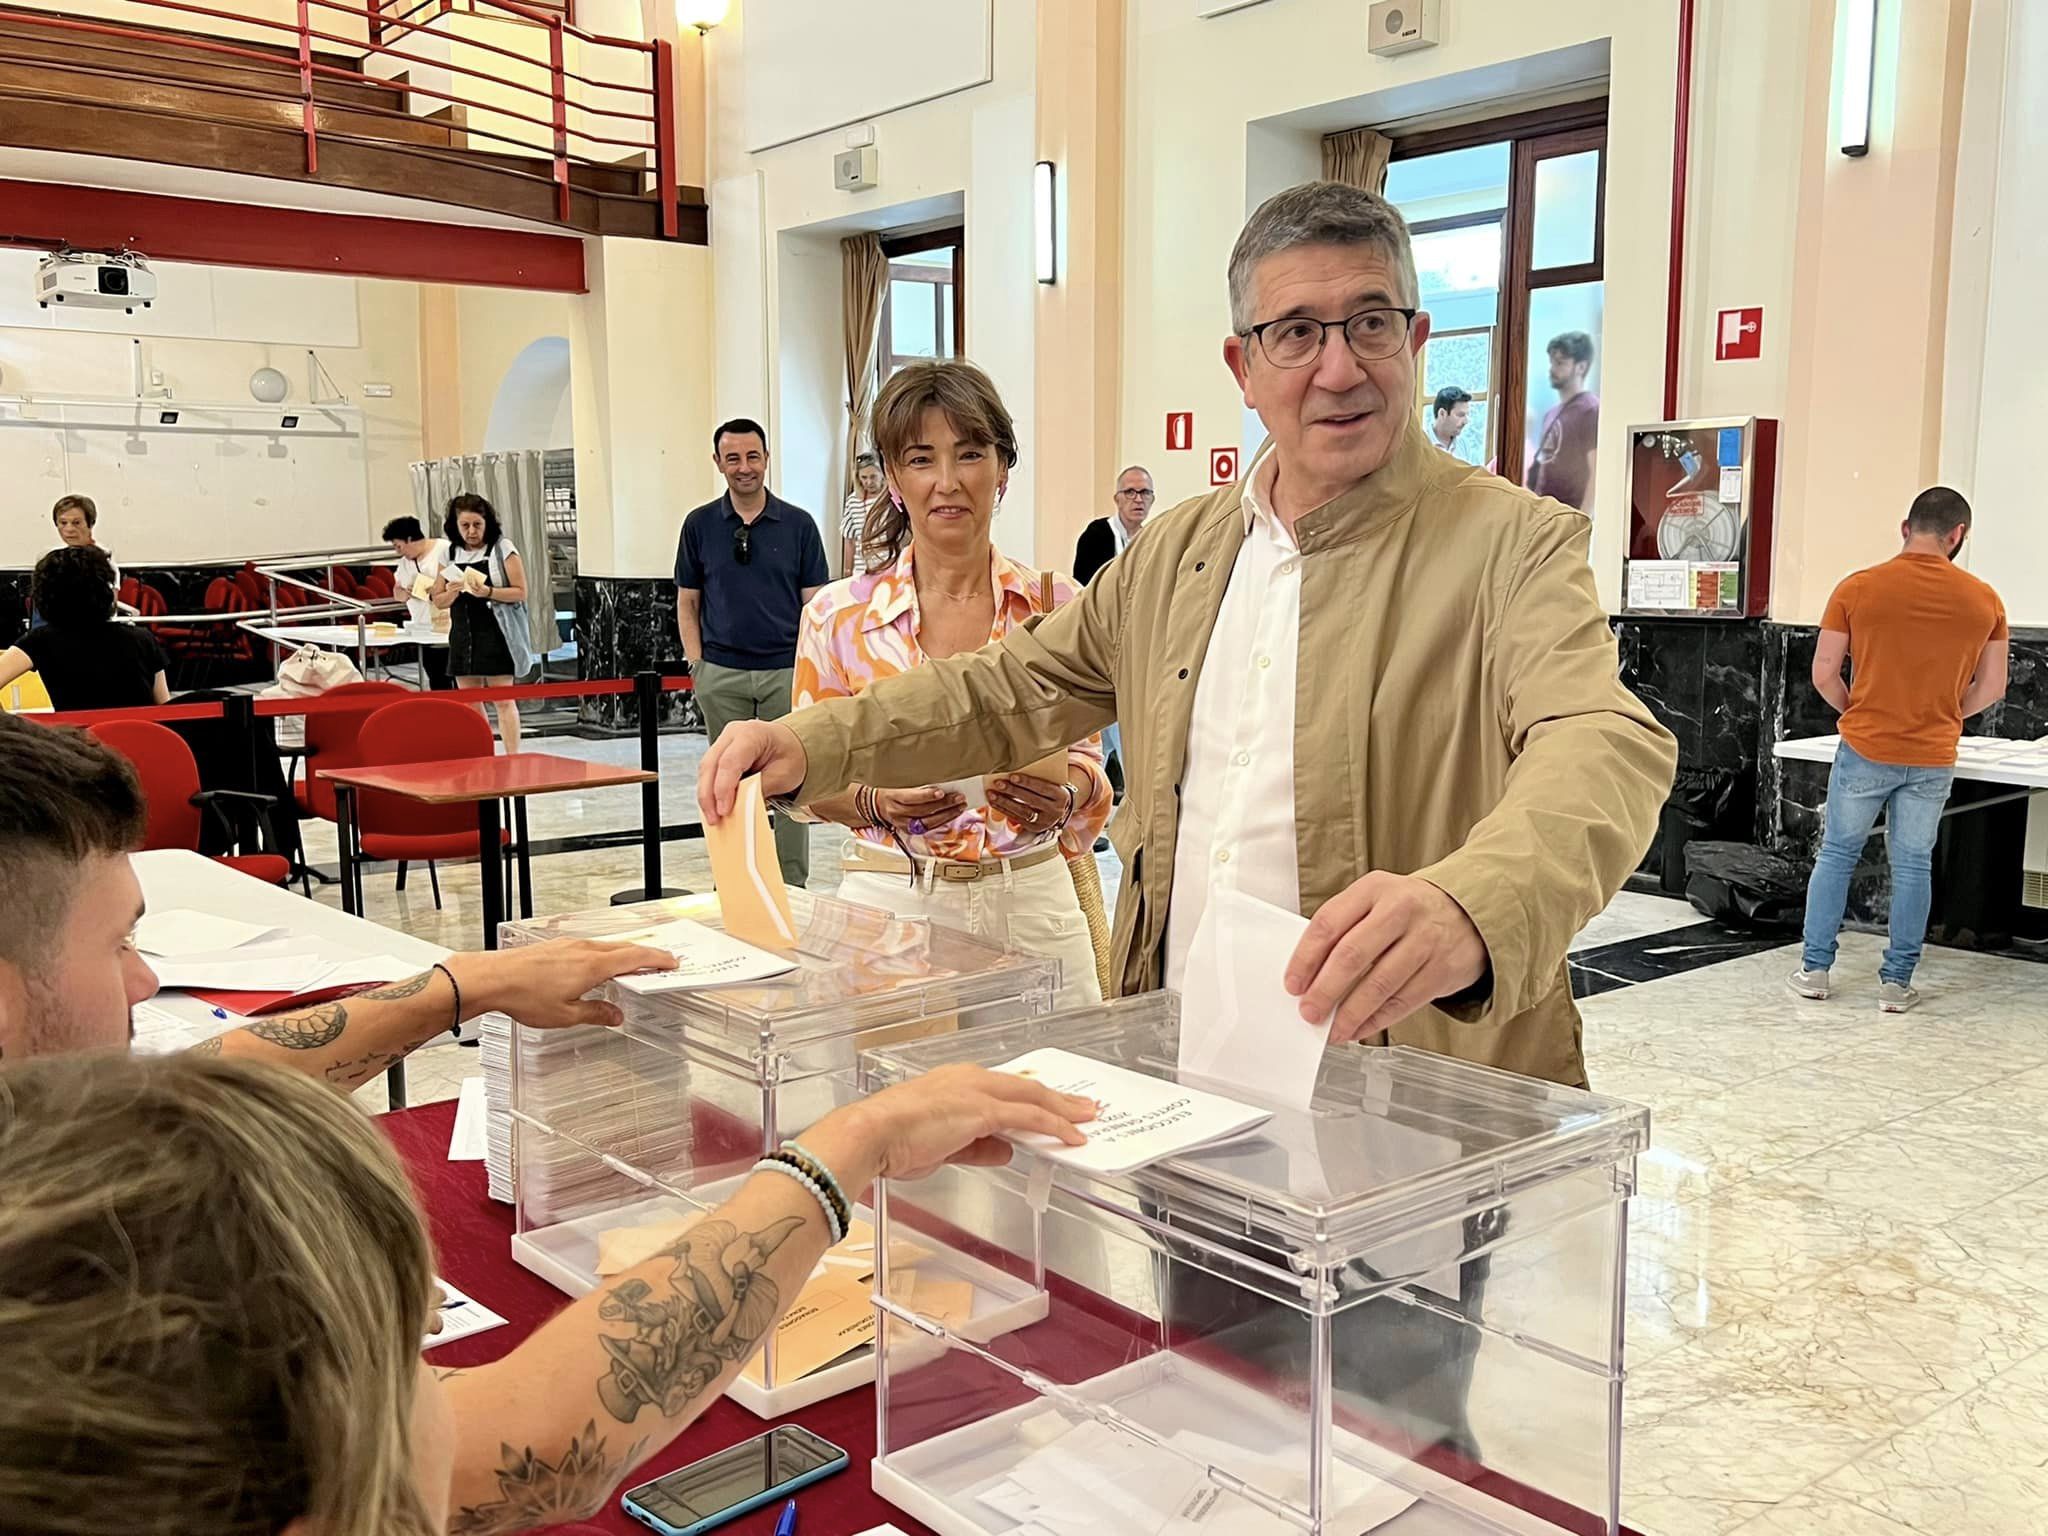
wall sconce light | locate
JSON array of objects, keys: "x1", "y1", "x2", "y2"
[
  {"x1": 1034, "y1": 160, "x2": 1057, "y2": 285},
  {"x1": 678, "y1": 0, "x2": 728, "y2": 33},
  {"x1": 1840, "y1": 0, "x2": 1876, "y2": 157}
]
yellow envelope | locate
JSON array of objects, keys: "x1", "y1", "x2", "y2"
[
  {"x1": 740, "y1": 1268, "x2": 876, "y2": 1385},
  {"x1": 706, "y1": 775, "x2": 798, "y2": 950},
  {"x1": 1001, "y1": 748, "x2": 1071, "y2": 787},
  {"x1": 594, "y1": 1211, "x2": 704, "y2": 1275},
  {"x1": 885, "y1": 1269, "x2": 974, "y2": 1332},
  {"x1": 410, "y1": 572, "x2": 434, "y2": 600}
]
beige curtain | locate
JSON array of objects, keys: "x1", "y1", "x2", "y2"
[
  {"x1": 1322, "y1": 126, "x2": 1393, "y2": 194},
  {"x1": 841, "y1": 233, "x2": 887, "y2": 491}
]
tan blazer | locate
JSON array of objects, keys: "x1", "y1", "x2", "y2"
[{"x1": 784, "y1": 419, "x2": 1677, "y2": 1087}]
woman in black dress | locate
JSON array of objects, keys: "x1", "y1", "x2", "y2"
[{"x1": 430, "y1": 493, "x2": 529, "y2": 753}]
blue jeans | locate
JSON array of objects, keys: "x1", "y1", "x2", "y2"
[{"x1": 1800, "y1": 742, "x2": 1955, "y2": 984}]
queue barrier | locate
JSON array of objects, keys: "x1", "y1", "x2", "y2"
[{"x1": 33, "y1": 671, "x2": 697, "y2": 903}]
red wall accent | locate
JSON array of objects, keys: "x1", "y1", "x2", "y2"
[{"x1": 0, "y1": 180, "x2": 586, "y2": 292}]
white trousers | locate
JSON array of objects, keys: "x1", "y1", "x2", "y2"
[{"x1": 838, "y1": 856, "x2": 1105, "y2": 1010}]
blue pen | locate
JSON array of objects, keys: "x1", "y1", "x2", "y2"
[
  {"x1": 773, "y1": 1498, "x2": 797, "y2": 1536},
  {"x1": 209, "y1": 1007, "x2": 229, "y2": 1020}
]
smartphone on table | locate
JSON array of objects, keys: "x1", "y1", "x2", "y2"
[{"x1": 620, "y1": 1424, "x2": 847, "y2": 1535}]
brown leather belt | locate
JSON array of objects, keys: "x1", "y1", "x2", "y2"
[{"x1": 842, "y1": 841, "x2": 1064, "y2": 884}]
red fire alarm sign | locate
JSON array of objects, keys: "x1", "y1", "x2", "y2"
[
  {"x1": 1209, "y1": 446, "x2": 1240, "y2": 486},
  {"x1": 1166, "y1": 412, "x2": 1194, "y2": 451},
  {"x1": 1715, "y1": 306, "x2": 1763, "y2": 361}
]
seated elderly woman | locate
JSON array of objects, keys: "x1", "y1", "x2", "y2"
[
  {"x1": 0, "y1": 545, "x2": 167, "y2": 711},
  {"x1": 0, "y1": 1052, "x2": 1091, "y2": 1536}
]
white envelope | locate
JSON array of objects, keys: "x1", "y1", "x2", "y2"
[{"x1": 1176, "y1": 887, "x2": 1330, "y2": 1111}]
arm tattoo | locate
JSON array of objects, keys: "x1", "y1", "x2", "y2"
[
  {"x1": 320, "y1": 1047, "x2": 404, "y2": 1086},
  {"x1": 356, "y1": 971, "x2": 434, "y2": 1002},
  {"x1": 446, "y1": 1421, "x2": 648, "y2": 1536},
  {"x1": 189, "y1": 1035, "x2": 225, "y2": 1056},
  {"x1": 594, "y1": 1216, "x2": 806, "y2": 1423},
  {"x1": 245, "y1": 1003, "x2": 350, "y2": 1051}
]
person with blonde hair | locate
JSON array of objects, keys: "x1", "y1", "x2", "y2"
[
  {"x1": 789, "y1": 359, "x2": 1113, "y2": 1005},
  {"x1": 0, "y1": 1046, "x2": 1092, "y2": 1535}
]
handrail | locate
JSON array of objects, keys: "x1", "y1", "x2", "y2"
[{"x1": 0, "y1": 0, "x2": 678, "y2": 235}]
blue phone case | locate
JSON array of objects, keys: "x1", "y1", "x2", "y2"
[{"x1": 619, "y1": 1443, "x2": 849, "y2": 1536}]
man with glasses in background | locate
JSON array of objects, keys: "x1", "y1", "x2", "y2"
[
  {"x1": 675, "y1": 417, "x2": 828, "y2": 886},
  {"x1": 1073, "y1": 464, "x2": 1156, "y2": 819}
]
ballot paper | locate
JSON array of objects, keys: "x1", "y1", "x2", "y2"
[
  {"x1": 134, "y1": 909, "x2": 282, "y2": 958},
  {"x1": 977, "y1": 1418, "x2": 1414, "y2": 1536},
  {"x1": 424, "y1": 1278, "x2": 507, "y2": 1350},
  {"x1": 129, "y1": 998, "x2": 232, "y2": 1055},
  {"x1": 147, "y1": 943, "x2": 331, "y2": 994},
  {"x1": 604, "y1": 918, "x2": 799, "y2": 994},
  {"x1": 1177, "y1": 888, "x2": 1330, "y2": 1110},
  {"x1": 996, "y1": 1047, "x2": 1269, "y2": 1176},
  {"x1": 287, "y1": 954, "x2": 418, "y2": 997},
  {"x1": 932, "y1": 749, "x2": 1071, "y2": 811},
  {"x1": 448, "y1": 1077, "x2": 488, "y2": 1161}
]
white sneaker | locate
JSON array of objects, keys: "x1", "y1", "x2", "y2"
[
  {"x1": 1878, "y1": 981, "x2": 1920, "y2": 1014},
  {"x1": 1787, "y1": 968, "x2": 1831, "y2": 1000}
]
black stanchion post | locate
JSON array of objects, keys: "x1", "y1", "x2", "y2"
[{"x1": 612, "y1": 669, "x2": 684, "y2": 905}]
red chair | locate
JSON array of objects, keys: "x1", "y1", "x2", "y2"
[
  {"x1": 231, "y1": 563, "x2": 265, "y2": 607},
  {"x1": 350, "y1": 696, "x2": 509, "y2": 910},
  {"x1": 294, "y1": 680, "x2": 411, "y2": 824},
  {"x1": 359, "y1": 567, "x2": 397, "y2": 600},
  {"x1": 89, "y1": 720, "x2": 290, "y2": 886}
]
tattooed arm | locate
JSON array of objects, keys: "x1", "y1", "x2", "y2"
[
  {"x1": 199, "y1": 939, "x2": 677, "y2": 1092},
  {"x1": 437, "y1": 1066, "x2": 1098, "y2": 1535}
]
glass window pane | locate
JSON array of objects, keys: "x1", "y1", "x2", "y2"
[
  {"x1": 890, "y1": 279, "x2": 937, "y2": 359},
  {"x1": 1523, "y1": 282, "x2": 1604, "y2": 509},
  {"x1": 1531, "y1": 150, "x2": 1600, "y2": 270},
  {"x1": 940, "y1": 283, "x2": 956, "y2": 357},
  {"x1": 1385, "y1": 142, "x2": 1511, "y2": 223},
  {"x1": 1422, "y1": 330, "x2": 1492, "y2": 465},
  {"x1": 1410, "y1": 221, "x2": 1500, "y2": 328}
]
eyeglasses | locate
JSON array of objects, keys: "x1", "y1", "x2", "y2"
[
  {"x1": 1115, "y1": 488, "x2": 1155, "y2": 501},
  {"x1": 1242, "y1": 306, "x2": 1418, "y2": 369},
  {"x1": 732, "y1": 524, "x2": 752, "y2": 566}
]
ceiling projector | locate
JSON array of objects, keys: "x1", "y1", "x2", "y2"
[{"x1": 35, "y1": 250, "x2": 157, "y2": 313}]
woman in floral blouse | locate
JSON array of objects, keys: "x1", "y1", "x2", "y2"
[{"x1": 792, "y1": 360, "x2": 1111, "y2": 1004}]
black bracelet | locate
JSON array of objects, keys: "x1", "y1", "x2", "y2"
[{"x1": 431, "y1": 962, "x2": 463, "y2": 1037}]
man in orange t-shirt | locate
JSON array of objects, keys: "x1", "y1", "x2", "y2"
[{"x1": 1791, "y1": 487, "x2": 2009, "y2": 1012}]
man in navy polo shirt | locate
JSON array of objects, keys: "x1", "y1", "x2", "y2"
[{"x1": 676, "y1": 417, "x2": 829, "y2": 885}]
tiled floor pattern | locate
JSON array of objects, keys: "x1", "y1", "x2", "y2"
[{"x1": 293, "y1": 735, "x2": 2048, "y2": 1535}]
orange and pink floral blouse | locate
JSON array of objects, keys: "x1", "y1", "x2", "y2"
[{"x1": 793, "y1": 544, "x2": 1113, "y2": 862}]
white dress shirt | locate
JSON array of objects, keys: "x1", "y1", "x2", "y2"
[
  {"x1": 395, "y1": 538, "x2": 448, "y2": 628},
  {"x1": 1109, "y1": 515, "x2": 1133, "y2": 555},
  {"x1": 1165, "y1": 443, "x2": 1304, "y2": 990}
]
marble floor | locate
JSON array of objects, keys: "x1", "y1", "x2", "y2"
[{"x1": 281, "y1": 733, "x2": 2048, "y2": 1536}]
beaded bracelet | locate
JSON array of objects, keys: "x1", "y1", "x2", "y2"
[
  {"x1": 780, "y1": 1140, "x2": 852, "y2": 1229},
  {"x1": 752, "y1": 1156, "x2": 846, "y2": 1243}
]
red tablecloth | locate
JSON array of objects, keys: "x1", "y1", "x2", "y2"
[{"x1": 384, "y1": 1100, "x2": 926, "y2": 1536}]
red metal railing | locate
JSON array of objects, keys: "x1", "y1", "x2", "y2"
[{"x1": 0, "y1": 0, "x2": 678, "y2": 237}]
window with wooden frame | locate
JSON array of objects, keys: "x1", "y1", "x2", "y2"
[
  {"x1": 1386, "y1": 100, "x2": 1607, "y2": 507},
  {"x1": 879, "y1": 225, "x2": 965, "y2": 380}
]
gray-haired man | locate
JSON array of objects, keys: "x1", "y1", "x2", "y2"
[{"x1": 700, "y1": 178, "x2": 1675, "y2": 1458}]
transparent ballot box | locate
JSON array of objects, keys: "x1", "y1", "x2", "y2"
[
  {"x1": 506, "y1": 891, "x2": 1060, "y2": 1416},
  {"x1": 858, "y1": 994, "x2": 1650, "y2": 1536}
]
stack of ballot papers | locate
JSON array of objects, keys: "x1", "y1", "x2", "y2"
[
  {"x1": 134, "y1": 909, "x2": 282, "y2": 957},
  {"x1": 506, "y1": 1020, "x2": 694, "y2": 1224},
  {"x1": 478, "y1": 1014, "x2": 516, "y2": 1203},
  {"x1": 600, "y1": 917, "x2": 799, "y2": 994},
  {"x1": 996, "y1": 1048, "x2": 1271, "y2": 1176},
  {"x1": 975, "y1": 1418, "x2": 1415, "y2": 1536}
]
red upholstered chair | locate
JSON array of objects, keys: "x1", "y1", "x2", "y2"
[
  {"x1": 231, "y1": 563, "x2": 265, "y2": 606},
  {"x1": 89, "y1": 720, "x2": 290, "y2": 886},
  {"x1": 294, "y1": 680, "x2": 411, "y2": 824},
  {"x1": 351, "y1": 697, "x2": 508, "y2": 910}
]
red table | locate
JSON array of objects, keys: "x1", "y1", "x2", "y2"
[
  {"x1": 323, "y1": 752, "x2": 659, "y2": 951},
  {"x1": 387, "y1": 1099, "x2": 927, "y2": 1536}
]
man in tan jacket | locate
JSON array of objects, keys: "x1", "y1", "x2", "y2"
[{"x1": 701, "y1": 180, "x2": 1675, "y2": 1092}]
